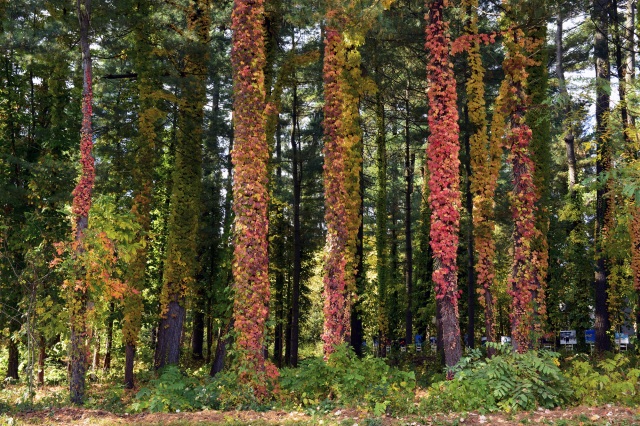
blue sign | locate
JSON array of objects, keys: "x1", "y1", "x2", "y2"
[{"x1": 585, "y1": 329, "x2": 596, "y2": 344}]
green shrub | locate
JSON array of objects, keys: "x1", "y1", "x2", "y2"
[
  {"x1": 567, "y1": 353, "x2": 640, "y2": 406},
  {"x1": 280, "y1": 344, "x2": 416, "y2": 415},
  {"x1": 130, "y1": 365, "x2": 200, "y2": 413},
  {"x1": 207, "y1": 369, "x2": 269, "y2": 411},
  {"x1": 421, "y1": 344, "x2": 571, "y2": 413},
  {"x1": 129, "y1": 365, "x2": 274, "y2": 413}
]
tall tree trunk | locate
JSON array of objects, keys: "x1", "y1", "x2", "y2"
[
  {"x1": 466, "y1": 0, "x2": 498, "y2": 351},
  {"x1": 103, "y1": 304, "x2": 114, "y2": 370},
  {"x1": 556, "y1": 12, "x2": 578, "y2": 198},
  {"x1": 191, "y1": 307, "x2": 205, "y2": 360},
  {"x1": 351, "y1": 141, "x2": 365, "y2": 357},
  {"x1": 37, "y1": 334, "x2": 45, "y2": 386},
  {"x1": 210, "y1": 320, "x2": 233, "y2": 377},
  {"x1": 613, "y1": 0, "x2": 631, "y2": 148},
  {"x1": 502, "y1": 27, "x2": 541, "y2": 353},
  {"x1": 231, "y1": 0, "x2": 271, "y2": 394},
  {"x1": 463, "y1": 104, "x2": 475, "y2": 349},
  {"x1": 425, "y1": 0, "x2": 463, "y2": 370},
  {"x1": 155, "y1": 0, "x2": 208, "y2": 369},
  {"x1": 526, "y1": 5, "x2": 551, "y2": 343},
  {"x1": 594, "y1": 0, "x2": 612, "y2": 353},
  {"x1": 322, "y1": 25, "x2": 352, "y2": 356},
  {"x1": 404, "y1": 90, "x2": 414, "y2": 346},
  {"x1": 6, "y1": 338, "x2": 19, "y2": 380},
  {"x1": 205, "y1": 311, "x2": 213, "y2": 364},
  {"x1": 626, "y1": 0, "x2": 636, "y2": 131},
  {"x1": 92, "y1": 333, "x2": 101, "y2": 372},
  {"x1": 290, "y1": 81, "x2": 302, "y2": 367},
  {"x1": 375, "y1": 85, "x2": 388, "y2": 351},
  {"x1": 273, "y1": 121, "x2": 284, "y2": 368},
  {"x1": 123, "y1": 3, "x2": 159, "y2": 379},
  {"x1": 69, "y1": 0, "x2": 95, "y2": 404}
]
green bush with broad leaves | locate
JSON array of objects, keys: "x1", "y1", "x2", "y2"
[
  {"x1": 130, "y1": 365, "x2": 201, "y2": 413},
  {"x1": 279, "y1": 344, "x2": 416, "y2": 415},
  {"x1": 129, "y1": 365, "x2": 267, "y2": 413},
  {"x1": 421, "y1": 344, "x2": 572, "y2": 413},
  {"x1": 567, "y1": 353, "x2": 640, "y2": 406}
]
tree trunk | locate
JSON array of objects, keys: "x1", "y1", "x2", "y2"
[
  {"x1": 155, "y1": 0, "x2": 208, "y2": 368},
  {"x1": 594, "y1": 0, "x2": 612, "y2": 353},
  {"x1": 191, "y1": 308, "x2": 205, "y2": 360},
  {"x1": 273, "y1": 120, "x2": 284, "y2": 368},
  {"x1": 92, "y1": 333, "x2": 101, "y2": 372},
  {"x1": 557, "y1": 10, "x2": 578, "y2": 198},
  {"x1": 375, "y1": 83, "x2": 388, "y2": 348},
  {"x1": 322, "y1": 25, "x2": 352, "y2": 356},
  {"x1": 37, "y1": 335, "x2": 46, "y2": 386},
  {"x1": 463, "y1": 104, "x2": 475, "y2": 349},
  {"x1": 404, "y1": 92, "x2": 415, "y2": 347},
  {"x1": 6, "y1": 338, "x2": 19, "y2": 380},
  {"x1": 290, "y1": 81, "x2": 302, "y2": 367},
  {"x1": 70, "y1": 0, "x2": 94, "y2": 404},
  {"x1": 626, "y1": 0, "x2": 636, "y2": 131},
  {"x1": 426, "y1": 0, "x2": 463, "y2": 369},
  {"x1": 210, "y1": 319, "x2": 233, "y2": 377},
  {"x1": 103, "y1": 304, "x2": 114, "y2": 371},
  {"x1": 230, "y1": 0, "x2": 271, "y2": 391},
  {"x1": 124, "y1": 344, "x2": 135, "y2": 388},
  {"x1": 205, "y1": 301, "x2": 213, "y2": 363},
  {"x1": 351, "y1": 140, "x2": 365, "y2": 357},
  {"x1": 155, "y1": 299, "x2": 186, "y2": 368}
]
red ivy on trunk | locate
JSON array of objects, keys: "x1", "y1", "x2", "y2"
[
  {"x1": 425, "y1": 0, "x2": 462, "y2": 369},
  {"x1": 231, "y1": 0, "x2": 273, "y2": 397}
]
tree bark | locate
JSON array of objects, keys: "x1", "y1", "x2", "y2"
[
  {"x1": 375, "y1": 84, "x2": 388, "y2": 350},
  {"x1": 191, "y1": 308, "x2": 205, "y2": 360},
  {"x1": 273, "y1": 121, "x2": 284, "y2": 368},
  {"x1": 155, "y1": 0, "x2": 208, "y2": 368},
  {"x1": 124, "y1": 344, "x2": 135, "y2": 388},
  {"x1": 463, "y1": 104, "x2": 475, "y2": 349},
  {"x1": 92, "y1": 333, "x2": 100, "y2": 372},
  {"x1": 6, "y1": 338, "x2": 19, "y2": 380},
  {"x1": 290, "y1": 81, "x2": 302, "y2": 367},
  {"x1": 594, "y1": 0, "x2": 612, "y2": 353},
  {"x1": 37, "y1": 335, "x2": 46, "y2": 386},
  {"x1": 70, "y1": 0, "x2": 94, "y2": 404},
  {"x1": 404, "y1": 90, "x2": 415, "y2": 347},
  {"x1": 351, "y1": 140, "x2": 365, "y2": 357},
  {"x1": 103, "y1": 303, "x2": 114, "y2": 370},
  {"x1": 210, "y1": 319, "x2": 233, "y2": 377},
  {"x1": 557, "y1": 10, "x2": 577, "y2": 197},
  {"x1": 230, "y1": 0, "x2": 271, "y2": 391},
  {"x1": 426, "y1": 0, "x2": 463, "y2": 369}
]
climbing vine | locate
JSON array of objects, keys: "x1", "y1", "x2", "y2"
[
  {"x1": 461, "y1": 0, "x2": 500, "y2": 347},
  {"x1": 425, "y1": 0, "x2": 462, "y2": 368},
  {"x1": 499, "y1": 22, "x2": 543, "y2": 352},
  {"x1": 322, "y1": 23, "x2": 351, "y2": 357},
  {"x1": 231, "y1": 0, "x2": 275, "y2": 397},
  {"x1": 68, "y1": 0, "x2": 94, "y2": 404}
]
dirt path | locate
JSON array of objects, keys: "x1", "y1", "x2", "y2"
[{"x1": 5, "y1": 405, "x2": 640, "y2": 425}]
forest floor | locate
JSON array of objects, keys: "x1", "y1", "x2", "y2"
[{"x1": 5, "y1": 405, "x2": 640, "y2": 426}]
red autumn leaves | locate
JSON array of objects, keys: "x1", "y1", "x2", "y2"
[{"x1": 231, "y1": 0, "x2": 273, "y2": 393}]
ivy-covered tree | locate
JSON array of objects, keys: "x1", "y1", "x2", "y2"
[
  {"x1": 69, "y1": 0, "x2": 95, "y2": 404},
  {"x1": 230, "y1": 0, "x2": 274, "y2": 396},
  {"x1": 155, "y1": 0, "x2": 210, "y2": 368},
  {"x1": 425, "y1": 0, "x2": 462, "y2": 369}
]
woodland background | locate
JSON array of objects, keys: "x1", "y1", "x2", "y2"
[{"x1": 2, "y1": 0, "x2": 640, "y2": 418}]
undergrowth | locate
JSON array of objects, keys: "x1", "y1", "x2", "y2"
[
  {"x1": 420, "y1": 343, "x2": 572, "y2": 413},
  {"x1": 280, "y1": 344, "x2": 416, "y2": 415}
]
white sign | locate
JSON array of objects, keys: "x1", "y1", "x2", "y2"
[{"x1": 560, "y1": 330, "x2": 577, "y2": 345}]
